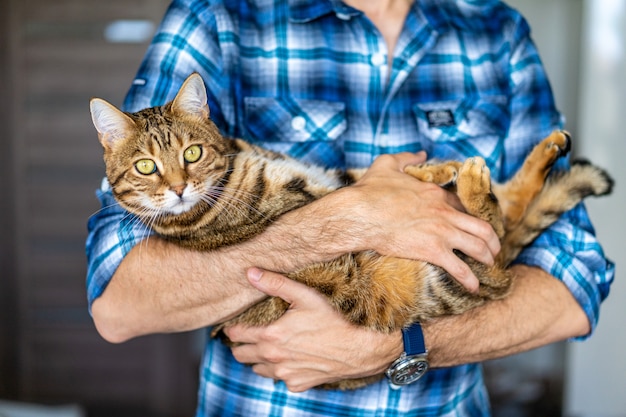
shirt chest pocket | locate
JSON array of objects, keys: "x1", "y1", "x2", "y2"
[
  {"x1": 413, "y1": 95, "x2": 509, "y2": 147},
  {"x1": 244, "y1": 97, "x2": 347, "y2": 144}
]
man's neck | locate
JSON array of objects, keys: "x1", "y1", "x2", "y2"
[
  {"x1": 342, "y1": 0, "x2": 413, "y2": 66},
  {"x1": 343, "y1": 0, "x2": 410, "y2": 16}
]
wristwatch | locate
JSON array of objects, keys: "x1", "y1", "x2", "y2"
[{"x1": 385, "y1": 322, "x2": 429, "y2": 389}]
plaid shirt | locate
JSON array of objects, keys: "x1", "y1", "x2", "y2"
[{"x1": 86, "y1": 0, "x2": 614, "y2": 415}]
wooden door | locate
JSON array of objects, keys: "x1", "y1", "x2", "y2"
[{"x1": 1, "y1": 0, "x2": 199, "y2": 415}]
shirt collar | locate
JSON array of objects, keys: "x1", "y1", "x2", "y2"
[
  {"x1": 286, "y1": 0, "x2": 462, "y2": 45},
  {"x1": 412, "y1": 0, "x2": 450, "y2": 34},
  {"x1": 287, "y1": 0, "x2": 450, "y2": 33},
  {"x1": 288, "y1": 0, "x2": 362, "y2": 23}
]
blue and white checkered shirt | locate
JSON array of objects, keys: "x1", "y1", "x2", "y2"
[{"x1": 86, "y1": 0, "x2": 614, "y2": 415}]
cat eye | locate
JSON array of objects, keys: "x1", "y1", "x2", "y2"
[
  {"x1": 135, "y1": 159, "x2": 157, "y2": 175},
  {"x1": 184, "y1": 145, "x2": 203, "y2": 163}
]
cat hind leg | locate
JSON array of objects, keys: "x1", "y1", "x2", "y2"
[
  {"x1": 494, "y1": 130, "x2": 571, "y2": 230},
  {"x1": 499, "y1": 159, "x2": 613, "y2": 265}
]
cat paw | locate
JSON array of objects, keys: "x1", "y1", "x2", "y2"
[
  {"x1": 457, "y1": 157, "x2": 503, "y2": 236},
  {"x1": 457, "y1": 157, "x2": 491, "y2": 195},
  {"x1": 542, "y1": 130, "x2": 571, "y2": 161},
  {"x1": 404, "y1": 161, "x2": 461, "y2": 186}
]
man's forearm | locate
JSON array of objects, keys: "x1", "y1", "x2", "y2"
[
  {"x1": 423, "y1": 265, "x2": 590, "y2": 367},
  {"x1": 91, "y1": 188, "x2": 362, "y2": 343},
  {"x1": 91, "y1": 237, "x2": 255, "y2": 342}
]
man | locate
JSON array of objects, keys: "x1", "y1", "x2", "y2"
[{"x1": 86, "y1": 0, "x2": 614, "y2": 414}]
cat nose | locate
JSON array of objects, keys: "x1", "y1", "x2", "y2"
[{"x1": 170, "y1": 183, "x2": 187, "y2": 197}]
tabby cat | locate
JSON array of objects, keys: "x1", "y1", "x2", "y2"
[{"x1": 90, "y1": 73, "x2": 613, "y2": 390}]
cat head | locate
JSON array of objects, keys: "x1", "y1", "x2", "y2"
[{"x1": 89, "y1": 73, "x2": 234, "y2": 221}]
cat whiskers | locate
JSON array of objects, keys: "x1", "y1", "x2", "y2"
[
  {"x1": 87, "y1": 199, "x2": 152, "y2": 252},
  {"x1": 198, "y1": 187, "x2": 266, "y2": 223},
  {"x1": 202, "y1": 173, "x2": 268, "y2": 222},
  {"x1": 113, "y1": 196, "x2": 161, "y2": 255},
  {"x1": 87, "y1": 200, "x2": 125, "y2": 219}
]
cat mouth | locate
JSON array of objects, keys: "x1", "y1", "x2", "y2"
[
  {"x1": 171, "y1": 190, "x2": 223, "y2": 215},
  {"x1": 160, "y1": 186, "x2": 224, "y2": 216},
  {"x1": 166, "y1": 199, "x2": 198, "y2": 215}
]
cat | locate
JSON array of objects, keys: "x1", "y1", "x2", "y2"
[{"x1": 89, "y1": 73, "x2": 613, "y2": 390}]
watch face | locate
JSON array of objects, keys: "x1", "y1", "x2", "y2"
[{"x1": 388, "y1": 355, "x2": 429, "y2": 386}]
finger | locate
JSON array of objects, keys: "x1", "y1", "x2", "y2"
[
  {"x1": 247, "y1": 268, "x2": 319, "y2": 306},
  {"x1": 250, "y1": 363, "x2": 276, "y2": 380},
  {"x1": 456, "y1": 234, "x2": 496, "y2": 266},
  {"x1": 437, "y1": 195, "x2": 500, "y2": 258},
  {"x1": 251, "y1": 363, "x2": 319, "y2": 393},
  {"x1": 373, "y1": 151, "x2": 428, "y2": 172},
  {"x1": 444, "y1": 189, "x2": 467, "y2": 213},
  {"x1": 438, "y1": 252, "x2": 480, "y2": 293},
  {"x1": 229, "y1": 340, "x2": 266, "y2": 364},
  {"x1": 408, "y1": 151, "x2": 428, "y2": 166},
  {"x1": 441, "y1": 191, "x2": 501, "y2": 258},
  {"x1": 223, "y1": 323, "x2": 265, "y2": 345},
  {"x1": 453, "y1": 214, "x2": 501, "y2": 258}
]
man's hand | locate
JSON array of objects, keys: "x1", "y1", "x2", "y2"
[
  {"x1": 223, "y1": 268, "x2": 403, "y2": 392},
  {"x1": 348, "y1": 152, "x2": 501, "y2": 292}
]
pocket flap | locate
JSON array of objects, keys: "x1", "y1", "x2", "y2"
[
  {"x1": 244, "y1": 97, "x2": 347, "y2": 143},
  {"x1": 413, "y1": 95, "x2": 508, "y2": 142}
]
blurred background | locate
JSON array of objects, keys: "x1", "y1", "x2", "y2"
[{"x1": 0, "y1": 0, "x2": 624, "y2": 416}]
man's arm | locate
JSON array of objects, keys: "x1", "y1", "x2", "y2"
[
  {"x1": 90, "y1": 152, "x2": 500, "y2": 342},
  {"x1": 424, "y1": 264, "x2": 590, "y2": 366},
  {"x1": 92, "y1": 187, "x2": 363, "y2": 343},
  {"x1": 91, "y1": 238, "x2": 260, "y2": 343},
  {"x1": 225, "y1": 264, "x2": 589, "y2": 392}
]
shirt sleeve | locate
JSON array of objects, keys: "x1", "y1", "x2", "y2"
[
  {"x1": 85, "y1": 180, "x2": 153, "y2": 310},
  {"x1": 503, "y1": 13, "x2": 615, "y2": 338},
  {"x1": 122, "y1": 0, "x2": 232, "y2": 131},
  {"x1": 515, "y1": 204, "x2": 614, "y2": 339},
  {"x1": 85, "y1": 0, "x2": 228, "y2": 310}
]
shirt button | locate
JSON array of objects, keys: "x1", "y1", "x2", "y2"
[
  {"x1": 336, "y1": 12, "x2": 351, "y2": 20},
  {"x1": 370, "y1": 53, "x2": 386, "y2": 67},
  {"x1": 291, "y1": 116, "x2": 306, "y2": 131}
]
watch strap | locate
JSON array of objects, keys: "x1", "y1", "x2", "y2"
[{"x1": 402, "y1": 322, "x2": 426, "y2": 355}]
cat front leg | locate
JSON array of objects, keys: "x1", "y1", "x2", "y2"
[
  {"x1": 404, "y1": 161, "x2": 463, "y2": 188},
  {"x1": 455, "y1": 157, "x2": 504, "y2": 238},
  {"x1": 453, "y1": 159, "x2": 512, "y2": 298}
]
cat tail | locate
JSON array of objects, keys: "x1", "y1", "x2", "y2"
[{"x1": 497, "y1": 160, "x2": 613, "y2": 266}]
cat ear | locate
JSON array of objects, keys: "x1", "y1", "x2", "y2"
[
  {"x1": 89, "y1": 98, "x2": 135, "y2": 150},
  {"x1": 171, "y1": 73, "x2": 210, "y2": 119}
]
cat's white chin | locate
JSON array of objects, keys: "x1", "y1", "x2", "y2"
[
  {"x1": 163, "y1": 198, "x2": 200, "y2": 215},
  {"x1": 162, "y1": 192, "x2": 200, "y2": 215},
  {"x1": 160, "y1": 188, "x2": 199, "y2": 215},
  {"x1": 165, "y1": 203, "x2": 196, "y2": 215}
]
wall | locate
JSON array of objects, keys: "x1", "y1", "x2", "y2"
[
  {"x1": 506, "y1": 0, "x2": 583, "y2": 135},
  {"x1": 0, "y1": 0, "x2": 19, "y2": 397},
  {"x1": 505, "y1": 1, "x2": 626, "y2": 416},
  {"x1": 0, "y1": 0, "x2": 199, "y2": 414},
  {"x1": 564, "y1": 0, "x2": 626, "y2": 415}
]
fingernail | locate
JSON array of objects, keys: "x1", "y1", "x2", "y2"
[{"x1": 248, "y1": 267, "x2": 263, "y2": 282}]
